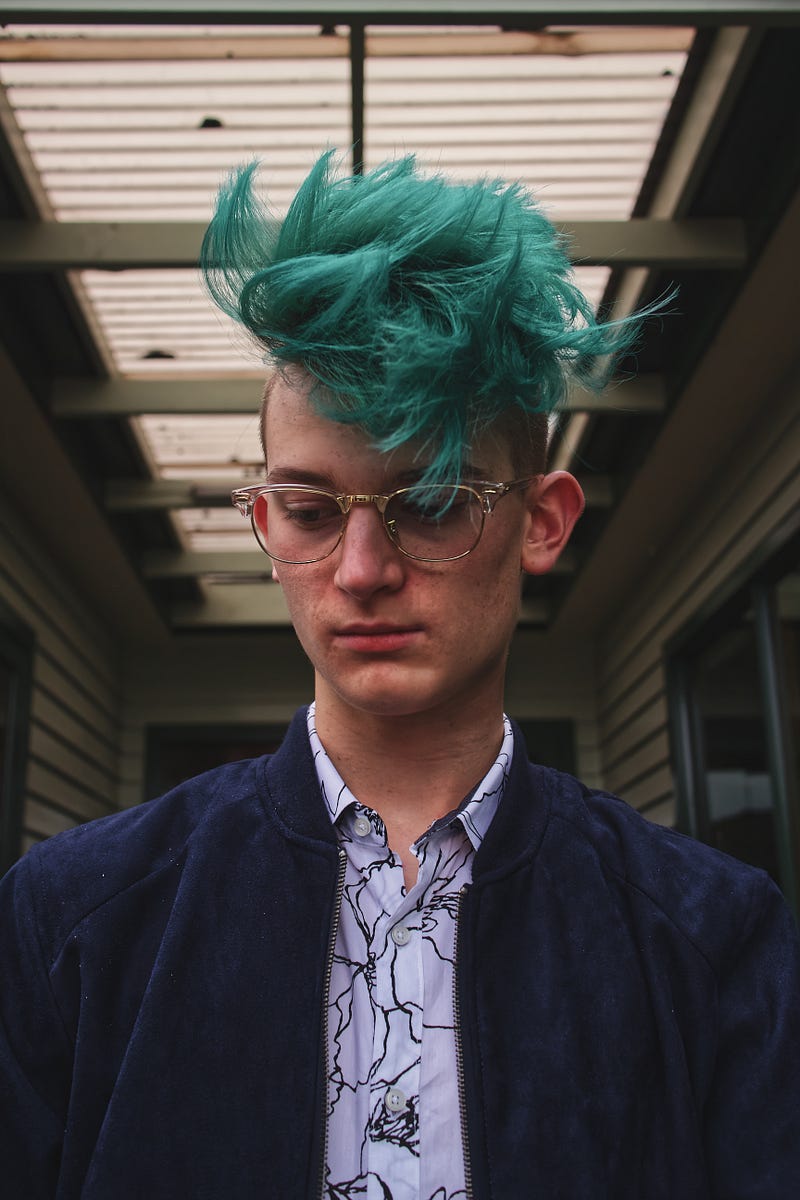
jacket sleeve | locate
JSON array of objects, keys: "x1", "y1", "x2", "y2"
[
  {"x1": 0, "y1": 852, "x2": 72, "y2": 1196},
  {"x1": 704, "y1": 872, "x2": 800, "y2": 1198}
]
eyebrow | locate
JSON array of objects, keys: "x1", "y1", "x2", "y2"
[{"x1": 266, "y1": 467, "x2": 337, "y2": 487}]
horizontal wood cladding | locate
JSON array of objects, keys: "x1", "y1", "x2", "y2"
[
  {"x1": 596, "y1": 378, "x2": 800, "y2": 824},
  {"x1": 23, "y1": 798, "x2": 81, "y2": 843},
  {"x1": 32, "y1": 686, "x2": 118, "y2": 775},
  {"x1": 601, "y1": 691, "x2": 669, "y2": 776},
  {"x1": 0, "y1": 492, "x2": 122, "y2": 854}
]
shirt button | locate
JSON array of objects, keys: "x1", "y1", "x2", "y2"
[
  {"x1": 391, "y1": 924, "x2": 411, "y2": 947},
  {"x1": 353, "y1": 816, "x2": 371, "y2": 837},
  {"x1": 384, "y1": 1087, "x2": 407, "y2": 1113}
]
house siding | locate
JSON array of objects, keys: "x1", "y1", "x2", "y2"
[
  {"x1": 119, "y1": 631, "x2": 314, "y2": 809},
  {"x1": 0, "y1": 489, "x2": 122, "y2": 853},
  {"x1": 596, "y1": 370, "x2": 800, "y2": 825}
]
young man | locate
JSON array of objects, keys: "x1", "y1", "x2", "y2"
[{"x1": 1, "y1": 155, "x2": 799, "y2": 1199}]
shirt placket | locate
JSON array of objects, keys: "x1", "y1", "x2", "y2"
[
  {"x1": 366, "y1": 835, "x2": 425, "y2": 1200},
  {"x1": 310, "y1": 704, "x2": 513, "y2": 1200}
]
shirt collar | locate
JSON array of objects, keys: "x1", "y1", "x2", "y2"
[{"x1": 306, "y1": 702, "x2": 513, "y2": 851}]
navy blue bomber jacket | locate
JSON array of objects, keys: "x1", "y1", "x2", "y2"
[{"x1": 2, "y1": 708, "x2": 799, "y2": 1198}]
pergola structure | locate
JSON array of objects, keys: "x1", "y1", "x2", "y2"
[
  {"x1": 1, "y1": 3, "x2": 796, "y2": 639},
  {"x1": 0, "y1": 3, "x2": 798, "y2": 884}
]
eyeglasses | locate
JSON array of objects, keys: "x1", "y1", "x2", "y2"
[{"x1": 231, "y1": 478, "x2": 537, "y2": 564}]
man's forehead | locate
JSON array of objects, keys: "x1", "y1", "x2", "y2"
[{"x1": 261, "y1": 367, "x2": 516, "y2": 479}]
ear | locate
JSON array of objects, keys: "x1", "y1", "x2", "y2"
[
  {"x1": 271, "y1": 564, "x2": 281, "y2": 584},
  {"x1": 520, "y1": 472, "x2": 585, "y2": 576}
]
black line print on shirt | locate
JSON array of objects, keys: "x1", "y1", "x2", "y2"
[{"x1": 311, "y1": 707, "x2": 512, "y2": 1200}]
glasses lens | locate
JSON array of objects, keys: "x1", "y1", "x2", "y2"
[
  {"x1": 253, "y1": 487, "x2": 344, "y2": 563},
  {"x1": 386, "y1": 485, "x2": 484, "y2": 560}
]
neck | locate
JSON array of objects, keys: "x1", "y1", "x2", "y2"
[{"x1": 313, "y1": 685, "x2": 506, "y2": 852}]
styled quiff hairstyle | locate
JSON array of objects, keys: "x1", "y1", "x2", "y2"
[{"x1": 202, "y1": 152, "x2": 644, "y2": 484}]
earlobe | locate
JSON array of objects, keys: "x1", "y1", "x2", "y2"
[
  {"x1": 271, "y1": 564, "x2": 280, "y2": 583},
  {"x1": 520, "y1": 472, "x2": 585, "y2": 576}
]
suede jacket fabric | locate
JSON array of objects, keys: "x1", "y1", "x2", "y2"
[{"x1": 2, "y1": 707, "x2": 799, "y2": 1200}]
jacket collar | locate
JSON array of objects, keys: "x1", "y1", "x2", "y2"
[
  {"x1": 258, "y1": 705, "x2": 554, "y2": 876},
  {"x1": 471, "y1": 724, "x2": 553, "y2": 884},
  {"x1": 258, "y1": 706, "x2": 339, "y2": 849}
]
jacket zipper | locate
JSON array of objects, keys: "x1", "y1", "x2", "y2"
[
  {"x1": 318, "y1": 848, "x2": 347, "y2": 1200},
  {"x1": 453, "y1": 884, "x2": 474, "y2": 1200}
]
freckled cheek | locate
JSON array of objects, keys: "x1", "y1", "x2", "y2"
[
  {"x1": 276, "y1": 575, "x2": 328, "y2": 640},
  {"x1": 441, "y1": 569, "x2": 520, "y2": 644},
  {"x1": 470, "y1": 567, "x2": 525, "y2": 645},
  {"x1": 466, "y1": 535, "x2": 523, "y2": 596}
]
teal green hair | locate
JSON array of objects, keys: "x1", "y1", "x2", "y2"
[{"x1": 202, "y1": 151, "x2": 648, "y2": 483}]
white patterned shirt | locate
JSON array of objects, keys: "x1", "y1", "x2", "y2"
[{"x1": 307, "y1": 704, "x2": 513, "y2": 1200}]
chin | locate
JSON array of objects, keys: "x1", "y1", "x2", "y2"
[
  {"x1": 319, "y1": 664, "x2": 451, "y2": 721},
  {"x1": 339, "y1": 686, "x2": 443, "y2": 721}
]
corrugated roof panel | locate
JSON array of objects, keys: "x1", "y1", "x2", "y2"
[
  {"x1": 81, "y1": 269, "x2": 257, "y2": 373},
  {"x1": 81, "y1": 264, "x2": 609, "y2": 378},
  {"x1": 138, "y1": 414, "x2": 262, "y2": 465},
  {"x1": 15, "y1": 106, "x2": 349, "y2": 132},
  {"x1": 0, "y1": 38, "x2": 351, "y2": 221},
  {"x1": 179, "y1": 507, "x2": 254, "y2": 553},
  {"x1": 0, "y1": 21, "x2": 689, "y2": 557},
  {"x1": 365, "y1": 46, "x2": 685, "y2": 220}
]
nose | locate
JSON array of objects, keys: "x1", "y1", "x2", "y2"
[{"x1": 333, "y1": 502, "x2": 405, "y2": 600}]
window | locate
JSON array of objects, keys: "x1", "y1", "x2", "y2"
[{"x1": 668, "y1": 536, "x2": 800, "y2": 918}]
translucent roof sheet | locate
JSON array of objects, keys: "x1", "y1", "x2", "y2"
[
  {"x1": 0, "y1": 21, "x2": 692, "y2": 559},
  {"x1": 80, "y1": 270, "x2": 257, "y2": 375},
  {"x1": 80, "y1": 265, "x2": 612, "y2": 378},
  {"x1": 364, "y1": 51, "x2": 683, "y2": 220},
  {"x1": 3, "y1": 54, "x2": 351, "y2": 220}
]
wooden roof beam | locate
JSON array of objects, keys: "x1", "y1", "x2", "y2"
[
  {"x1": 171, "y1": 581, "x2": 291, "y2": 628},
  {"x1": 170, "y1": 583, "x2": 551, "y2": 628},
  {"x1": 53, "y1": 373, "x2": 666, "y2": 418},
  {"x1": 0, "y1": 29, "x2": 695, "y2": 63},
  {"x1": 104, "y1": 473, "x2": 616, "y2": 511},
  {"x1": 143, "y1": 545, "x2": 578, "y2": 579},
  {"x1": 0, "y1": 217, "x2": 747, "y2": 272}
]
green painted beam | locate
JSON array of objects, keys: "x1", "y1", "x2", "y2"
[
  {"x1": 105, "y1": 474, "x2": 615, "y2": 511},
  {"x1": 142, "y1": 549, "x2": 273, "y2": 578},
  {"x1": 566, "y1": 217, "x2": 746, "y2": 269},
  {"x1": 105, "y1": 479, "x2": 242, "y2": 511},
  {"x1": 0, "y1": 218, "x2": 747, "y2": 272},
  {"x1": 143, "y1": 546, "x2": 578, "y2": 578},
  {"x1": 0, "y1": 220, "x2": 205, "y2": 271},
  {"x1": 171, "y1": 582, "x2": 293, "y2": 628},
  {"x1": 168, "y1": 582, "x2": 550, "y2": 629},
  {"x1": 53, "y1": 374, "x2": 666, "y2": 417},
  {"x1": 52, "y1": 377, "x2": 264, "y2": 417}
]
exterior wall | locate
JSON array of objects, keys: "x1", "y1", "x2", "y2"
[
  {"x1": 506, "y1": 629, "x2": 601, "y2": 787},
  {"x1": 0, "y1": 489, "x2": 122, "y2": 852},
  {"x1": 595, "y1": 366, "x2": 800, "y2": 826},
  {"x1": 119, "y1": 631, "x2": 314, "y2": 808},
  {"x1": 11, "y1": 354, "x2": 796, "y2": 841}
]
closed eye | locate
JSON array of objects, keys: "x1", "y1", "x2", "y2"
[{"x1": 276, "y1": 494, "x2": 341, "y2": 528}]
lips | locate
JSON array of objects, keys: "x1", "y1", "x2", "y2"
[{"x1": 333, "y1": 623, "x2": 423, "y2": 652}]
